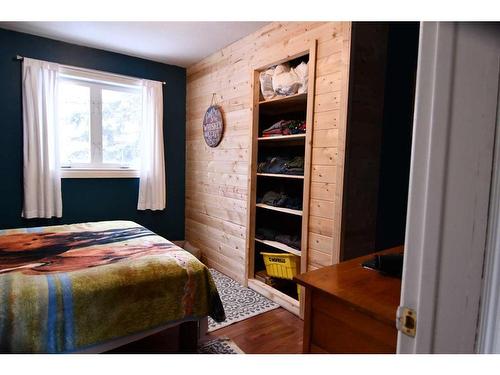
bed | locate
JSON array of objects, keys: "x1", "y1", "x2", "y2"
[{"x1": 0, "y1": 220, "x2": 225, "y2": 353}]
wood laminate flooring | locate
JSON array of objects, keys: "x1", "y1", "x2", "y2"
[
  {"x1": 207, "y1": 308, "x2": 303, "y2": 354},
  {"x1": 109, "y1": 307, "x2": 303, "y2": 354}
]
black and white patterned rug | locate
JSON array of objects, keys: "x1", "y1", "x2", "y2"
[
  {"x1": 208, "y1": 268, "x2": 279, "y2": 332},
  {"x1": 198, "y1": 337, "x2": 244, "y2": 354}
]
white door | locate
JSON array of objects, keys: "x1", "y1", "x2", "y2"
[{"x1": 398, "y1": 22, "x2": 500, "y2": 353}]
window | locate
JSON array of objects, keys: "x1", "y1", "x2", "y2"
[{"x1": 58, "y1": 70, "x2": 142, "y2": 178}]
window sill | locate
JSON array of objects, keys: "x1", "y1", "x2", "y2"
[{"x1": 61, "y1": 168, "x2": 140, "y2": 179}]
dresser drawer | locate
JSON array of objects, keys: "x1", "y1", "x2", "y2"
[{"x1": 310, "y1": 290, "x2": 397, "y2": 353}]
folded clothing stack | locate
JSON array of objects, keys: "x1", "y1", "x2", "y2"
[
  {"x1": 257, "y1": 190, "x2": 302, "y2": 210},
  {"x1": 257, "y1": 156, "x2": 304, "y2": 175},
  {"x1": 256, "y1": 227, "x2": 301, "y2": 250},
  {"x1": 262, "y1": 120, "x2": 306, "y2": 137}
]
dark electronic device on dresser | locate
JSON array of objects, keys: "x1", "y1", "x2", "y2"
[{"x1": 362, "y1": 253, "x2": 404, "y2": 278}]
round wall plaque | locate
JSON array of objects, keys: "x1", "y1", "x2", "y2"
[{"x1": 202, "y1": 105, "x2": 224, "y2": 147}]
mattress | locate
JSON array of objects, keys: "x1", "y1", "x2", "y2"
[{"x1": 0, "y1": 220, "x2": 225, "y2": 353}]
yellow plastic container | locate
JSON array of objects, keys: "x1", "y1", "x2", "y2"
[
  {"x1": 261, "y1": 252, "x2": 301, "y2": 298},
  {"x1": 261, "y1": 252, "x2": 299, "y2": 280}
]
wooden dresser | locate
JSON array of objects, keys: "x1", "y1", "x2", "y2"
[{"x1": 294, "y1": 246, "x2": 402, "y2": 353}]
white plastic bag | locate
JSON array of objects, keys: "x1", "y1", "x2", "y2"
[
  {"x1": 259, "y1": 67, "x2": 276, "y2": 100},
  {"x1": 295, "y1": 62, "x2": 308, "y2": 94},
  {"x1": 272, "y1": 62, "x2": 308, "y2": 96}
]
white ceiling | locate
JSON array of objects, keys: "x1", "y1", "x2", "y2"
[{"x1": 0, "y1": 22, "x2": 269, "y2": 67}]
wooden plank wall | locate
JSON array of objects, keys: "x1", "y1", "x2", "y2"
[{"x1": 185, "y1": 22, "x2": 352, "y2": 283}]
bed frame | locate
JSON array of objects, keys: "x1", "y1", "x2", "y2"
[{"x1": 76, "y1": 317, "x2": 209, "y2": 354}]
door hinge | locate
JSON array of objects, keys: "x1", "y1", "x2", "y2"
[{"x1": 396, "y1": 306, "x2": 417, "y2": 337}]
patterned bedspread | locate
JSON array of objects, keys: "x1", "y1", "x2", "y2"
[{"x1": 0, "y1": 221, "x2": 225, "y2": 353}]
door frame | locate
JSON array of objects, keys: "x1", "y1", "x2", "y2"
[
  {"x1": 477, "y1": 56, "x2": 500, "y2": 354},
  {"x1": 398, "y1": 22, "x2": 500, "y2": 353}
]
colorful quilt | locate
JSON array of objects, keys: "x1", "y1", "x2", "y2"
[{"x1": 0, "y1": 221, "x2": 225, "y2": 353}]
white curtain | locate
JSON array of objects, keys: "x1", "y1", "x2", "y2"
[
  {"x1": 137, "y1": 80, "x2": 165, "y2": 210},
  {"x1": 22, "y1": 58, "x2": 62, "y2": 219}
]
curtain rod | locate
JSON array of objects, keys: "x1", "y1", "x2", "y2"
[{"x1": 15, "y1": 55, "x2": 167, "y2": 85}]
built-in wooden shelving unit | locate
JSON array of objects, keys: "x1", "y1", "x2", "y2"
[{"x1": 245, "y1": 42, "x2": 317, "y2": 317}]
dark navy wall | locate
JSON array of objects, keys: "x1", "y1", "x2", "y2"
[
  {"x1": 0, "y1": 28, "x2": 186, "y2": 240},
  {"x1": 375, "y1": 22, "x2": 419, "y2": 250}
]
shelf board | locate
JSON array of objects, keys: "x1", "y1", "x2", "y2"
[
  {"x1": 259, "y1": 92, "x2": 307, "y2": 106},
  {"x1": 247, "y1": 278, "x2": 300, "y2": 315},
  {"x1": 255, "y1": 238, "x2": 302, "y2": 256},
  {"x1": 256, "y1": 203, "x2": 303, "y2": 216},
  {"x1": 257, "y1": 134, "x2": 306, "y2": 142},
  {"x1": 259, "y1": 93, "x2": 307, "y2": 115},
  {"x1": 256, "y1": 173, "x2": 304, "y2": 179}
]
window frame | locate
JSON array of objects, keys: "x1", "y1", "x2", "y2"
[{"x1": 58, "y1": 70, "x2": 143, "y2": 179}]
